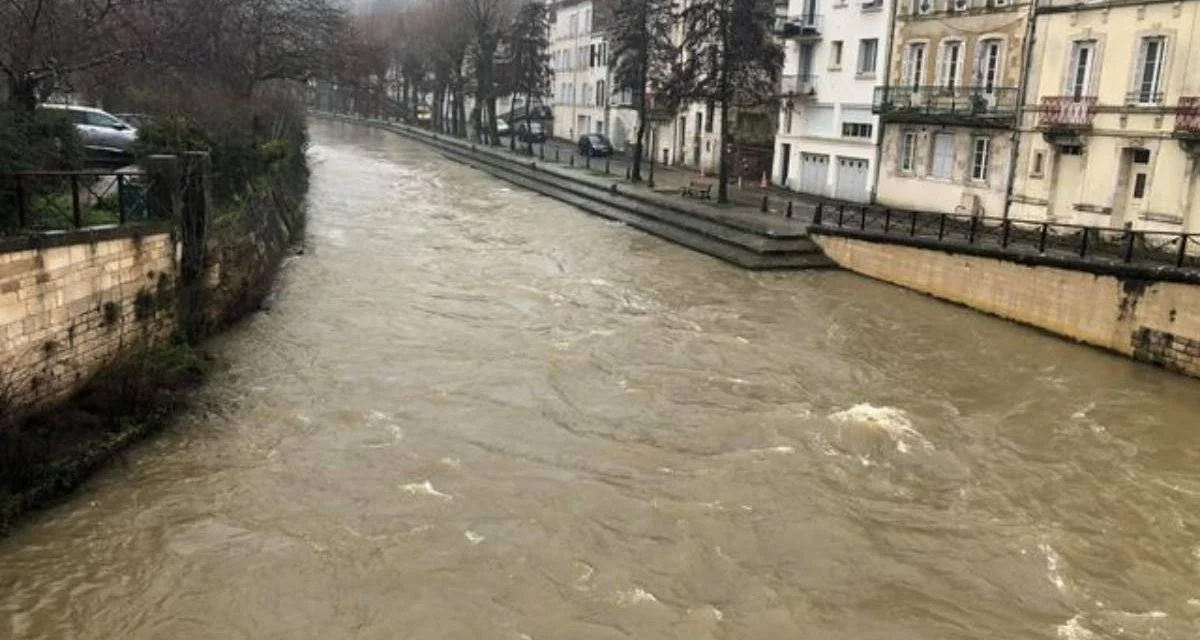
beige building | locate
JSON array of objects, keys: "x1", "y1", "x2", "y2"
[
  {"x1": 873, "y1": 0, "x2": 1033, "y2": 216},
  {"x1": 1009, "y1": 0, "x2": 1200, "y2": 234}
]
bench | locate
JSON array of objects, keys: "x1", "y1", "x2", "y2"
[{"x1": 680, "y1": 180, "x2": 713, "y2": 200}]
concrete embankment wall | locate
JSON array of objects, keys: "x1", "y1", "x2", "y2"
[
  {"x1": 814, "y1": 235, "x2": 1200, "y2": 377},
  {"x1": 0, "y1": 228, "x2": 178, "y2": 408}
]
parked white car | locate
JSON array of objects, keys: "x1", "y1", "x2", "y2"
[{"x1": 39, "y1": 104, "x2": 138, "y2": 164}]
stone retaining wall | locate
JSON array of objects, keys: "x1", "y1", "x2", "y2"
[
  {"x1": 814, "y1": 235, "x2": 1200, "y2": 378},
  {"x1": 0, "y1": 228, "x2": 178, "y2": 409}
]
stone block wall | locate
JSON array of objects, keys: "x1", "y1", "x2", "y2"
[
  {"x1": 815, "y1": 235, "x2": 1200, "y2": 378},
  {"x1": 0, "y1": 228, "x2": 178, "y2": 409}
]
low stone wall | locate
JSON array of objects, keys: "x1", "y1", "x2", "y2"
[
  {"x1": 0, "y1": 227, "x2": 178, "y2": 409},
  {"x1": 814, "y1": 235, "x2": 1200, "y2": 378}
]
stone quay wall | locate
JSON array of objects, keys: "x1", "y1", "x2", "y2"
[{"x1": 814, "y1": 235, "x2": 1200, "y2": 378}]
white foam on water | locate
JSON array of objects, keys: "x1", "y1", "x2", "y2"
[
  {"x1": 440, "y1": 457, "x2": 461, "y2": 469},
  {"x1": 1040, "y1": 543, "x2": 1069, "y2": 593},
  {"x1": 589, "y1": 279, "x2": 613, "y2": 287},
  {"x1": 401, "y1": 481, "x2": 453, "y2": 501},
  {"x1": 617, "y1": 587, "x2": 659, "y2": 605},
  {"x1": 726, "y1": 377, "x2": 751, "y2": 385},
  {"x1": 829, "y1": 404, "x2": 934, "y2": 453},
  {"x1": 1187, "y1": 598, "x2": 1200, "y2": 607},
  {"x1": 735, "y1": 336, "x2": 750, "y2": 344},
  {"x1": 710, "y1": 605, "x2": 724, "y2": 621},
  {"x1": 1113, "y1": 610, "x2": 1168, "y2": 619},
  {"x1": 464, "y1": 530, "x2": 485, "y2": 545},
  {"x1": 1056, "y1": 615, "x2": 1097, "y2": 640},
  {"x1": 1071, "y1": 403, "x2": 1096, "y2": 420},
  {"x1": 574, "y1": 562, "x2": 595, "y2": 590}
]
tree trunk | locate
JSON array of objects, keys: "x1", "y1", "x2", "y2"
[
  {"x1": 716, "y1": 3, "x2": 732, "y2": 204},
  {"x1": 487, "y1": 96, "x2": 500, "y2": 147},
  {"x1": 456, "y1": 89, "x2": 467, "y2": 137}
]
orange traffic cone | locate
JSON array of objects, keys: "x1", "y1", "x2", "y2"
[{"x1": 759, "y1": 172, "x2": 769, "y2": 189}]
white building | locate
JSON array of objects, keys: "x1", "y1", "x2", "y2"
[
  {"x1": 771, "y1": 0, "x2": 892, "y2": 202},
  {"x1": 547, "y1": 0, "x2": 642, "y2": 150}
]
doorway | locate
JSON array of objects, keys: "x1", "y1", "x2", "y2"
[
  {"x1": 1114, "y1": 148, "x2": 1151, "y2": 225},
  {"x1": 780, "y1": 143, "x2": 792, "y2": 187}
]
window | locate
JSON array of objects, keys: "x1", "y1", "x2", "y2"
[
  {"x1": 785, "y1": 108, "x2": 794, "y2": 134},
  {"x1": 976, "y1": 39, "x2": 1003, "y2": 92},
  {"x1": 991, "y1": 0, "x2": 1009, "y2": 6},
  {"x1": 1061, "y1": 145, "x2": 1083, "y2": 156},
  {"x1": 842, "y1": 122, "x2": 874, "y2": 138},
  {"x1": 931, "y1": 133, "x2": 955, "y2": 179},
  {"x1": 953, "y1": 0, "x2": 969, "y2": 10},
  {"x1": 858, "y1": 39, "x2": 879, "y2": 74},
  {"x1": 970, "y1": 137, "x2": 990, "y2": 182},
  {"x1": 916, "y1": 0, "x2": 933, "y2": 13},
  {"x1": 1066, "y1": 40, "x2": 1097, "y2": 99},
  {"x1": 1133, "y1": 174, "x2": 1148, "y2": 199},
  {"x1": 937, "y1": 40, "x2": 964, "y2": 89},
  {"x1": 830, "y1": 41, "x2": 844, "y2": 68},
  {"x1": 903, "y1": 43, "x2": 927, "y2": 89},
  {"x1": 1132, "y1": 37, "x2": 1166, "y2": 104},
  {"x1": 900, "y1": 132, "x2": 918, "y2": 172},
  {"x1": 1132, "y1": 148, "x2": 1150, "y2": 164},
  {"x1": 706, "y1": 101, "x2": 715, "y2": 132},
  {"x1": 595, "y1": 80, "x2": 606, "y2": 106},
  {"x1": 1030, "y1": 150, "x2": 1045, "y2": 177}
]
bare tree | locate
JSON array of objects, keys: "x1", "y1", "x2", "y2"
[
  {"x1": 460, "y1": 0, "x2": 518, "y2": 145},
  {"x1": 679, "y1": 0, "x2": 781, "y2": 203},
  {"x1": 501, "y1": 1, "x2": 551, "y2": 154},
  {"x1": 0, "y1": 0, "x2": 146, "y2": 110},
  {"x1": 607, "y1": 0, "x2": 677, "y2": 182}
]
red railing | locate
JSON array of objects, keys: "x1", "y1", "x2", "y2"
[
  {"x1": 1038, "y1": 96, "x2": 1097, "y2": 129},
  {"x1": 1176, "y1": 97, "x2": 1200, "y2": 136}
]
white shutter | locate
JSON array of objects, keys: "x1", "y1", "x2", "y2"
[
  {"x1": 936, "y1": 44, "x2": 949, "y2": 86},
  {"x1": 1064, "y1": 42, "x2": 1080, "y2": 96},
  {"x1": 1132, "y1": 38, "x2": 1149, "y2": 102},
  {"x1": 902, "y1": 46, "x2": 914, "y2": 86}
]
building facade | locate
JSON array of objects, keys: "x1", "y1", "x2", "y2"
[
  {"x1": 771, "y1": 0, "x2": 892, "y2": 202},
  {"x1": 1009, "y1": 0, "x2": 1200, "y2": 234},
  {"x1": 873, "y1": 0, "x2": 1033, "y2": 216}
]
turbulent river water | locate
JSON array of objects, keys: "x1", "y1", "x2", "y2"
[{"x1": 3, "y1": 120, "x2": 1200, "y2": 640}]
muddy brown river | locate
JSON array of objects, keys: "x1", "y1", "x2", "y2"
[{"x1": 3, "y1": 120, "x2": 1200, "y2": 639}]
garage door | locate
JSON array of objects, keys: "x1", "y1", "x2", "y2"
[
  {"x1": 799, "y1": 153, "x2": 830, "y2": 197},
  {"x1": 835, "y1": 157, "x2": 870, "y2": 203}
]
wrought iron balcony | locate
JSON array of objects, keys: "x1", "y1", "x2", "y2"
[
  {"x1": 774, "y1": 14, "x2": 822, "y2": 39},
  {"x1": 1174, "y1": 97, "x2": 1200, "y2": 140},
  {"x1": 1126, "y1": 90, "x2": 1164, "y2": 106},
  {"x1": 780, "y1": 74, "x2": 818, "y2": 99},
  {"x1": 872, "y1": 85, "x2": 1018, "y2": 126},
  {"x1": 1037, "y1": 96, "x2": 1097, "y2": 130}
]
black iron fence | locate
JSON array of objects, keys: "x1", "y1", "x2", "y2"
[
  {"x1": 813, "y1": 204, "x2": 1200, "y2": 271},
  {"x1": 0, "y1": 170, "x2": 163, "y2": 235}
]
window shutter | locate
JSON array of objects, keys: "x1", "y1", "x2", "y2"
[
  {"x1": 937, "y1": 44, "x2": 949, "y2": 86},
  {"x1": 902, "y1": 47, "x2": 914, "y2": 85},
  {"x1": 1064, "y1": 43, "x2": 1080, "y2": 96},
  {"x1": 1132, "y1": 38, "x2": 1149, "y2": 100}
]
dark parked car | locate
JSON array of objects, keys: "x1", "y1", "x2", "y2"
[
  {"x1": 516, "y1": 120, "x2": 546, "y2": 143},
  {"x1": 578, "y1": 133, "x2": 613, "y2": 157}
]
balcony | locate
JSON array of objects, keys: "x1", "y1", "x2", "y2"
[
  {"x1": 774, "y1": 14, "x2": 822, "y2": 39},
  {"x1": 1174, "y1": 97, "x2": 1200, "y2": 141},
  {"x1": 872, "y1": 85, "x2": 1018, "y2": 126},
  {"x1": 780, "y1": 74, "x2": 818, "y2": 99},
  {"x1": 1037, "y1": 96, "x2": 1097, "y2": 131}
]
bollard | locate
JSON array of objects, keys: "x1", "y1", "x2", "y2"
[
  {"x1": 812, "y1": 202, "x2": 823, "y2": 225},
  {"x1": 585, "y1": 155, "x2": 591, "y2": 170},
  {"x1": 539, "y1": 145, "x2": 545, "y2": 161},
  {"x1": 760, "y1": 196, "x2": 769, "y2": 213},
  {"x1": 555, "y1": 148, "x2": 560, "y2": 162},
  {"x1": 625, "y1": 167, "x2": 631, "y2": 180},
  {"x1": 569, "y1": 154, "x2": 575, "y2": 167},
  {"x1": 605, "y1": 158, "x2": 611, "y2": 174},
  {"x1": 786, "y1": 201, "x2": 794, "y2": 219}
]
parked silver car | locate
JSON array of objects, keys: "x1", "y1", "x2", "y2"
[{"x1": 40, "y1": 104, "x2": 138, "y2": 163}]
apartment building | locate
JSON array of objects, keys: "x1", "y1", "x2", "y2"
[
  {"x1": 1009, "y1": 0, "x2": 1200, "y2": 233},
  {"x1": 772, "y1": 0, "x2": 892, "y2": 202},
  {"x1": 547, "y1": 0, "x2": 644, "y2": 147},
  {"x1": 873, "y1": 0, "x2": 1033, "y2": 216}
]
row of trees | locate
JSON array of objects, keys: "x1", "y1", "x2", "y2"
[{"x1": 335, "y1": 0, "x2": 781, "y2": 203}]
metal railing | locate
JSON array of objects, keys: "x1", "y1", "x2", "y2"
[
  {"x1": 1, "y1": 170, "x2": 156, "y2": 235},
  {"x1": 1125, "y1": 90, "x2": 1164, "y2": 105},
  {"x1": 774, "y1": 14, "x2": 822, "y2": 38},
  {"x1": 813, "y1": 204, "x2": 1200, "y2": 271},
  {"x1": 781, "y1": 74, "x2": 819, "y2": 97},
  {"x1": 1038, "y1": 96, "x2": 1097, "y2": 129},
  {"x1": 1175, "y1": 97, "x2": 1200, "y2": 137},
  {"x1": 873, "y1": 85, "x2": 1019, "y2": 118}
]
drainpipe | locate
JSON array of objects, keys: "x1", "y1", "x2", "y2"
[
  {"x1": 870, "y1": 0, "x2": 900, "y2": 205},
  {"x1": 1004, "y1": 1, "x2": 1040, "y2": 220}
]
